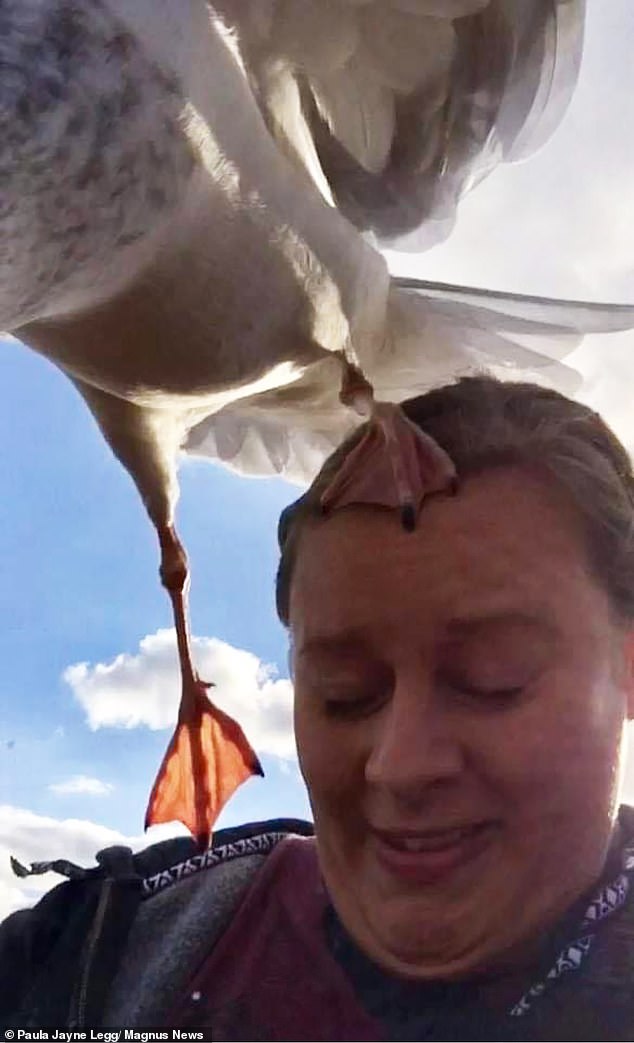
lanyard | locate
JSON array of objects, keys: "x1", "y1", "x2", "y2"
[{"x1": 511, "y1": 840, "x2": 634, "y2": 1017}]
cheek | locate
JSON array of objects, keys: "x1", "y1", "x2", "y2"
[
  {"x1": 294, "y1": 696, "x2": 369, "y2": 813},
  {"x1": 482, "y1": 665, "x2": 626, "y2": 824},
  {"x1": 542, "y1": 664, "x2": 626, "y2": 781}
]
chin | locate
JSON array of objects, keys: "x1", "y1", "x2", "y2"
[
  {"x1": 325, "y1": 873, "x2": 494, "y2": 981},
  {"x1": 359, "y1": 902, "x2": 495, "y2": 980}
]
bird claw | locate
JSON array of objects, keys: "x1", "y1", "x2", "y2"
[{"x1": 400, "y1": 503, "x2": 416, "y2": 532}]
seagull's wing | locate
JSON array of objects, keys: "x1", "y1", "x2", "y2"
[
  {"x1": 185, "y1": 355, "x2": 352, "y2": 486},
  {"x1": 219, "y1": 0, "x2": 585, "y2": 248},
  {"x1": 183, "y1": 278, "x2": 633, "y2": 486}
]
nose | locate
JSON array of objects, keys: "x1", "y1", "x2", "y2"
[{"x1": 365, "y1": 678, "x2": 465, "y2": 798}]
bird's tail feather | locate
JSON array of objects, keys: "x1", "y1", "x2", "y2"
[
  {"x1": 392, "y1": 277, "x2": 634, "y2": 335},
  {"x1": 381, "y1": 277, "x2": 634, "y2": 398}
]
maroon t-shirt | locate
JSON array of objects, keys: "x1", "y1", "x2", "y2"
[{"x1": 167, "y1": 836, "x2": 381, "y2": 1041}]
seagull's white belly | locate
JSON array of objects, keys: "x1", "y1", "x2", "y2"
[
  {"x1": 1, "y1": 0, "x2": 200, "y2": 331},
  {"x1": 14, "y1": 160, "x2": 355, "y2": 408},
  {"x1": 3, "y1": 0, "x2": 387, "y2": 405}
]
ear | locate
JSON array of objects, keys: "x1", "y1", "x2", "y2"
[
  {"x1": 287, "y1": 641, "x2": 295, "y2": 683},
  {"x1": 622, "y1": 627, "x2": 634, "y2": 721}
]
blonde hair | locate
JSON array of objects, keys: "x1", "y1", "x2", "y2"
[{"x1": 276, "y1": 376, "x2": 634, "y2": 625}]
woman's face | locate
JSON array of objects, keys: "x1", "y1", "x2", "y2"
[{"x1": 289, "y1": 466, "x2": 634, "y2": 979}]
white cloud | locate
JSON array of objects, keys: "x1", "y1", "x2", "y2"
[
  {"x1": 0, "y1": 804, "x2": 189, "y2": 919},
  {"x1": 63, "y1": 629, "x2": 296, "y2": 761},
  {"x1": 49, "y1": 775, "x2": 114, "y2": 797}
]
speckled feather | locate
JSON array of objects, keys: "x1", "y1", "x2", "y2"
[{"x1": 0, "y1": 0, "x2": 196, "y2": 330}]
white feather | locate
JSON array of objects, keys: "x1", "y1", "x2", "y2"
[{"x1": 217, "y1": 0, "x2": 586, "y2": 246}]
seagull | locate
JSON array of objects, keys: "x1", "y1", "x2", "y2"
[{"x1": 2, "y1": 0, "x2": 633, "y2": 848}]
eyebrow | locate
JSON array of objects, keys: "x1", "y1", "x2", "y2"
[
  {"x1": 443, "y1": 611, "x2": 560, "y2": 642},
  {"x1": 295, "y1": 629, "x2": 373, "y2": 660},
  {"x1": 296, "y1": 612, "x2": 559, "y2": 659}
]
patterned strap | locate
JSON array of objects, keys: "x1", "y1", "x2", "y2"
[
  {"x1": 142, "y1": 831, "x2": 290, "y2": 897},
  {"x1": 511, "y1": 839, "x2": 634, "y2": 1017}
]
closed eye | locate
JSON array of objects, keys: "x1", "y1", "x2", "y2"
[
  {"x1": 455, "y1": 683, "x2": 525, "y2": 702},
  {"x1": 323, "y1": 691, "x2": 387, "y2": 719}
]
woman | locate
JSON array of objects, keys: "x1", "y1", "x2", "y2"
[{"x1": 3, "y1": 375, "x2": 634, "y2": 1039}]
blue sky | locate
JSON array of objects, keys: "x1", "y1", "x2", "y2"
[
  {"x1": 0, "y1": 342, "x2": 309, "y2": 831},
  {"x1": 1, "y1": 2, "x2": 634, "y2": 916}
]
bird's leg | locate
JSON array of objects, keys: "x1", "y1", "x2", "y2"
[
  {"x1": 336, "y1": 356, "x2": 375, "y2": 420},
  {"x1": 320, "y1": 354, "x2": 457, "y2": 529},
  {"x1": 158, "y1": 525, "x2": 198, "y2": 697},
  {"x1": 145, "y1": 525, "x2": 263, "y2": 850}
]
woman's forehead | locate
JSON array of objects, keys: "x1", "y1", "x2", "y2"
[
  {"x1": 289, "y1": 466, "x2": 601, "y2": 638},
  {"x1": 294, "y1": 466, "x2": 586, "y2": 574}
]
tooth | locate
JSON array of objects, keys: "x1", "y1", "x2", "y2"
[{"x1": 392, "y1": 828, "x2": 471, "y2": 852}]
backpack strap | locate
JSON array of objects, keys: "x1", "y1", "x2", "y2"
[
  {"x1": 1, "y1": 819, "x2": 313, "y2": 1028},
  {"x1": 68, "y1": 847, "x2": 146, "y2": 1028},
  {"x1": 3, "y1": 845, "x2": 145, "y2": 1028}
]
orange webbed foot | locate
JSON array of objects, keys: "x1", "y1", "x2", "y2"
[
  {"x1": 145, "y1": 679, "x2": 263, "y2": 849},
  {"x1": 321, "y1": 402, "x2": 456, "y2": 528}
]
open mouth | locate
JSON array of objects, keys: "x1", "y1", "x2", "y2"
[{"x1": 371, "y1": 821, "x2": 496, "y2": 882}]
